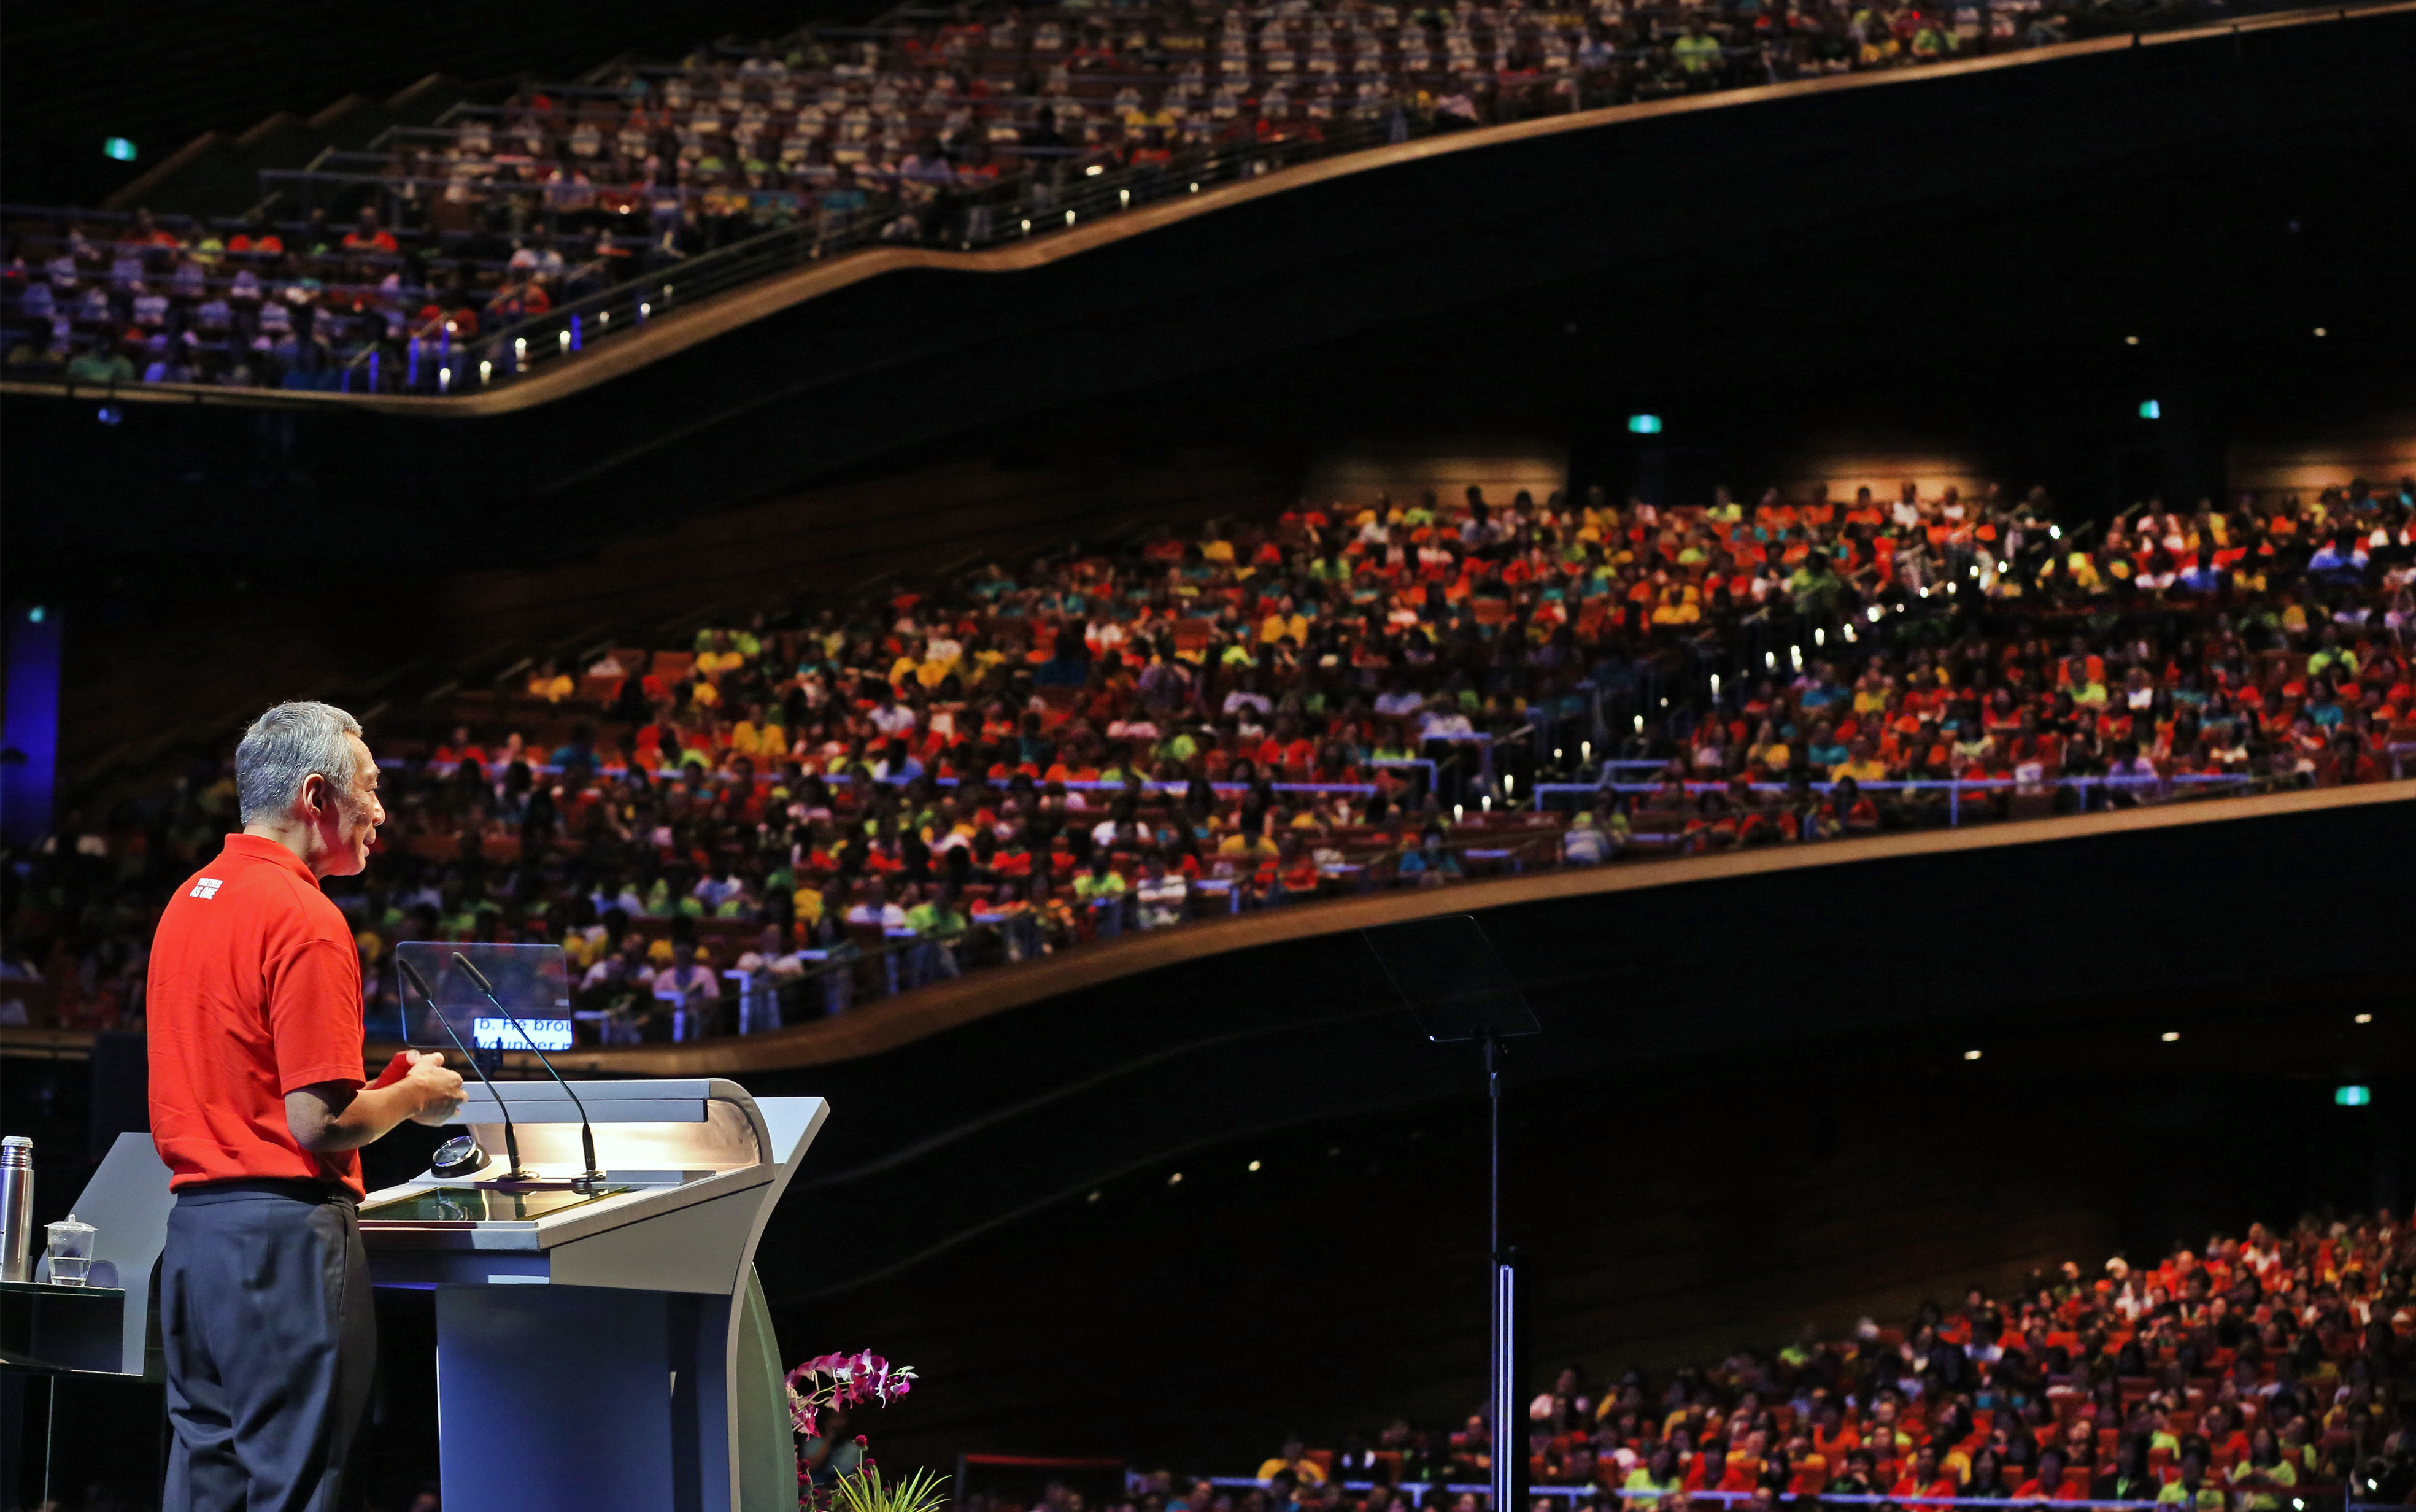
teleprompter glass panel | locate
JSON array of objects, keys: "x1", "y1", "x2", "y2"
[
  {"x1": 1360, "y1": 914, "x2": 1540, "y2": 1043},
  {"x1": 392, "y1": 941, "x2": 573, "y2": 1054}
]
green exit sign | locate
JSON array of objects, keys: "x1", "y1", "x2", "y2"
[{"x1": 2336, "y1": 1085, "x2": 2371, "y2": 1106}]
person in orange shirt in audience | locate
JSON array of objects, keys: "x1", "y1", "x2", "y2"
[
  {"x1": 1892, "y1": 1445, "x2": 1958, "y2": 1511},
  {"x1": 2013, "y1": 1448, "x2": 2082, "y2": 1502}
]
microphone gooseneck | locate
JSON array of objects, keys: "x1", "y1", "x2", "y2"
[
  {"x1": 451, "y1": 953, "x2": 608, "y2": 1192},
  {"x1": 398, "y1": 956, "x2": 533, "y2": 1184}
]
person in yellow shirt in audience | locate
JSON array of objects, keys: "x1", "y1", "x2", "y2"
[
  {"x1": 1217, "y1": 817, "x2": 1281, "y2": 864},
  {"x1": 526, "y1": 659, "x2": 575, "y2": 703},
  {"x1": 1830, "y1": 738, "x2": 1889, "y2": 784},
  {"x1": 560, "y1": 924, "x2": 606, "y2": 973},
  {"x1": 730, "y1": 704, "x2": 786, "y2": 761},
  {"x1": 695, "y1": 630, "x2": 746, "y2": 681},
  {"x1": 1256, "y1": 1438, "x2": 1327, "y2": 1486},
  {"x1": 1650, "y1": 586, "x2": 1700, "y2": 626}
]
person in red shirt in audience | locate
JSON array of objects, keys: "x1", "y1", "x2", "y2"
[{"x1": 339, "y1": 208, "x2": 398, "y2": 255}]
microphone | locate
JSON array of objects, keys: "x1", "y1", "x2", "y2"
[
  {"x1": 452, "y1": 952, "x2": 608, "y2": 1193},
  {"x1": 398, "y1": 957, "x2": 535, "y2": 1185}
]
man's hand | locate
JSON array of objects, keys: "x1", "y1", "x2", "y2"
[
  {"x1": 400, "y1": 1051, "x2": 468, "y2": 1126},
  {"x1": 286, "y1": 1052, "x2": 468, "y2": 1154}
]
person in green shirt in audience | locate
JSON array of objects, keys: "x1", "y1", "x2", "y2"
[
  {"x1": 2156, "y1": 1453, "x2": 2226, "y2": 1512},
  {"x1": 1073, "y1": 851, "x2": 1129, "y2": 905},
  {"x1": 66, "y1": 341, "x2": 136, "y2": 385},
  {"x1": 905, "y1": 882, "x2": 967, "y2": 938},
  {"x1": 1672, "y1": 18, "x2": 1723, "y2": 77}
]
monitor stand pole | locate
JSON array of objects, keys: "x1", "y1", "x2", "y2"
[{"x1": 1486, "y1": 1033, "x2": 1515, "y2": 1512}]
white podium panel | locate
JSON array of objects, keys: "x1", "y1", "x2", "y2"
[{"x1": 361, "y1": 1079, "x2": 825, "y2": 1512}]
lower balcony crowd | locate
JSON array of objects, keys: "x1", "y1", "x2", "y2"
[
  {"x1": 991, "y1": 1215, "x2": 2411, "y2": 1512},
  {"x1": 3, "y1": 472, "x2": 2409, "y2": 1042}
]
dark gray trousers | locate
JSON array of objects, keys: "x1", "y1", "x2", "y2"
[{"x1": 160, "y1": 1180, "x2": 374, "y2": 1512}]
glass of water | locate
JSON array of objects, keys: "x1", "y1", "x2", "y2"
[{"x1": 44, "y1": 1214, "x2": 96, "y2": 1287}]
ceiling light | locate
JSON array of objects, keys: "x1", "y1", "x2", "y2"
[
  {"x1": 1248, "y1": 1159, "x2": 1263, "y2": 1172},
  {"x1": 1087, "y1": 1189, "x2": 1102, "y2": 1202},
  {"x1": 1964, "y1": 1049, "x2": 1982, "y2": 1061},
  {"x1": 2353, "y1": 1012, "x2": 2372, "y2": 1024},
  {"x1": 2160, "y1": 1031, "x2": 2180, "y2": 1043},
  {"x1": 1167, "y1": 1171, "x2": 1183, "y2": 1184},
  {"x1": 2312, "y1": 327, "x2": 2326, "y2": 338},
  {"x1": 2124, "y1": 335, "x2": 2139, "y2": 345}
]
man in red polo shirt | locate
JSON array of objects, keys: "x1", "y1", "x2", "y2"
[{"x1": 149, "y1": 701, "x2": 464, "y2": 1512}]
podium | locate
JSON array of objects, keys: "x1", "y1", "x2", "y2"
[
  {"x1": 360, "y1": 1078, "x2": 827, "y2": 1512},
  {"x1": 10, "y1": 1080, "x2": 825, "y2": 1512}
]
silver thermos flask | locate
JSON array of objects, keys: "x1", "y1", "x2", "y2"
[{"x1": 1, "y1": 1135, "x2": 33, "y2": 1282}]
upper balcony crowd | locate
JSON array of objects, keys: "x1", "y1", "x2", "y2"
[{"x1": 7, "y1": 0, "x2": 2260, "y2": 395}]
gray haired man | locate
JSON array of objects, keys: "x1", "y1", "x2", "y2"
[{"x1": 148, "y1": 701, "x2": 465, "y2": 1511}]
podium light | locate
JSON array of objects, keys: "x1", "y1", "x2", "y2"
[{"x1": 1627, "y1": 413, "x2": 1662, "y2": 434}]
